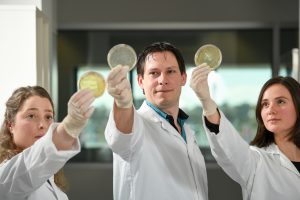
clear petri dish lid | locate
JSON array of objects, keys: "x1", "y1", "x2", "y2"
[
  {"x1": 78, "y1": 71, "x2": 106, "y2": 97},
  {"x1": 194, "y1": 44, "x2": 222, "y2": 69},
  {"x1": 107, "y1": 44, "x2": 137, "y2": 70}
]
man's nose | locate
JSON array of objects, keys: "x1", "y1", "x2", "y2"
[{"x1": 158, "y1": 73, "x2": 168, "y2": 85}]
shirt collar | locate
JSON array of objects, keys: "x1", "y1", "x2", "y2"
[{"x1": 145, "y1": 100, "x2": 189, "y2": 121}]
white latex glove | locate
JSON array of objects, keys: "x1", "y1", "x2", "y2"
[
  {"x1": 62, "y1": 89, "x2": 95, "y2": 138},
  {"x1": 190, "y1": 63, "x2": 217, "y2": 116},
  {"x1": 107, "y1": 65, "x2": 133, "y2": 108}
]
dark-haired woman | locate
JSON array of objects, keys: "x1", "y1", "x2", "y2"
[{"x1": 190, "y1": 63, "x2": 300, "y2": 200}]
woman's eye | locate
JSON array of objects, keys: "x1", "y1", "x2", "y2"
[
  {"x1": 26, "y1": 114, "x2": 35, "y2": 119},
  {"x1": 46, "y1": 115, "x2": 54, "y2": 120},
  {"x1": 277, "y1": 99, "x2": 285, "y2": 104},
  {"x1": 261, "y1": 102, "x2": 269, "y2": 108}
]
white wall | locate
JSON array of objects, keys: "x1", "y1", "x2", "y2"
[
  {"x1": 0, "y1": 5, "x2": 38, "y2": 123},
  {"x1": 0, "y1": 0, "x2": 56, "y2": 123},
  {"x1": 0, "y1": 0, "x2": 42, "y2": 8}
]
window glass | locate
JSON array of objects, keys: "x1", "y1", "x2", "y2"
[
  {"x1": 77, "y1": 66, "x2": 113, "y2": 148},
  {"x1": 279, "y1": 28, "x2": 298, "y2": 78},
  {"x1": 59, "y1": 29, "x2": 284, "y2": 162},
  {"x1": 133, "y1": 65, "x2": 271, "y2": 147},
  {"x1": 76, "y1": 64, "x2": 270, "y2": 162}
]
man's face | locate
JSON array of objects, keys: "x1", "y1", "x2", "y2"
[{"x1": 138, "y1": 51, "x2": 187, "y2": 111}]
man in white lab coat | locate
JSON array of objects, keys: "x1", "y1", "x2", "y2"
[{"x1": 105, "y1": 42, "x2": 208, "y2": 200}]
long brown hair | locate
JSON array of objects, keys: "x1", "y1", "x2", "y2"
[
  {"x1": 251, "y1": 76, "x2": 300, "y2": 148},
  {"x1": 0, "y1": 86, "x2": 68, "y2": 191}
]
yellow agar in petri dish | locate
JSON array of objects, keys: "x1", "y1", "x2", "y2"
[
  {"x1": 194, "y1": 44, "x2": 222, "y2": 69},
  {"x1": 79, "y1": 71, "x2": 106, "y2": 97}
]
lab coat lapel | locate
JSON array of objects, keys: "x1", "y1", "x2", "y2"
[
  {"x1": 148, "y1": 106, "x2": 177, "y2": 135},
  {"x1": 48, "y1": 176, "x2": 59, "y2": 199},
  {"x1": 279, "y1": 152, "x2": 300, "y2": 176},
  {"x1": 140, "y1": 102, "x2": 183, "y2": 140},
  {"x1": 159, "y1": 117, "x2": 186, "y2": 142},
  {"x1": 268, "y1": 144, "x2": 300, "y2": 176}
]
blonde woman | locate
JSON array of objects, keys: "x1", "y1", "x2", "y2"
[{"x1": 0, "y1": 86, "x2": 95, "y2": 200}]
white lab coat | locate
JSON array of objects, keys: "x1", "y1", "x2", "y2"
[
  {"x1": 0, "y1": 123, "x2": 80, "y2": 200},
  {"x1": 204, "y1": 110, "x2": 300, "y2": 200},
  {"x1": 105, "y1": 101, "x2": 208, "y2": 200}
]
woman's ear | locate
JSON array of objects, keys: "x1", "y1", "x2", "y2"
[{"x1": 7, "y1": 122, "x2": 13, "y2": 133}]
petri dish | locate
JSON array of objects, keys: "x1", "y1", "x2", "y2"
[
  {"x1": 78, "y1": 71, "x2": 106, "y2": 97},
  {"x1": 107, "y1": 44, "x2": 137, "y2": 70},
  {"x1": 194, "y1": 44, "x2": 222, "y2": 69}
]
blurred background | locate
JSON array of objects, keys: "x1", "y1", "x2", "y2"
[{"x1": 0, "y1": 0, "x2": 299, "y2": 199}]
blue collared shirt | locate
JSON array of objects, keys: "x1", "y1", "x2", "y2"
[{"x1": 146, "y1": 100, "x2": 189, "y2": 142}]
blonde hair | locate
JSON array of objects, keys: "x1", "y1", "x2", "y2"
[{"x1": 0, "y1": 86, "x2": 68, "y2": 191}]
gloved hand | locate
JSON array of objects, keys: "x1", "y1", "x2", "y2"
[
  {"x1": 107, "y1": 65, "x2": 133, "y2": 108},
  {"x1": 190, "y1": 63, "x2": 217, "y2": 116},
  {"x1": 62, "y1": 89, "x2": 95, "y2": 138}
]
